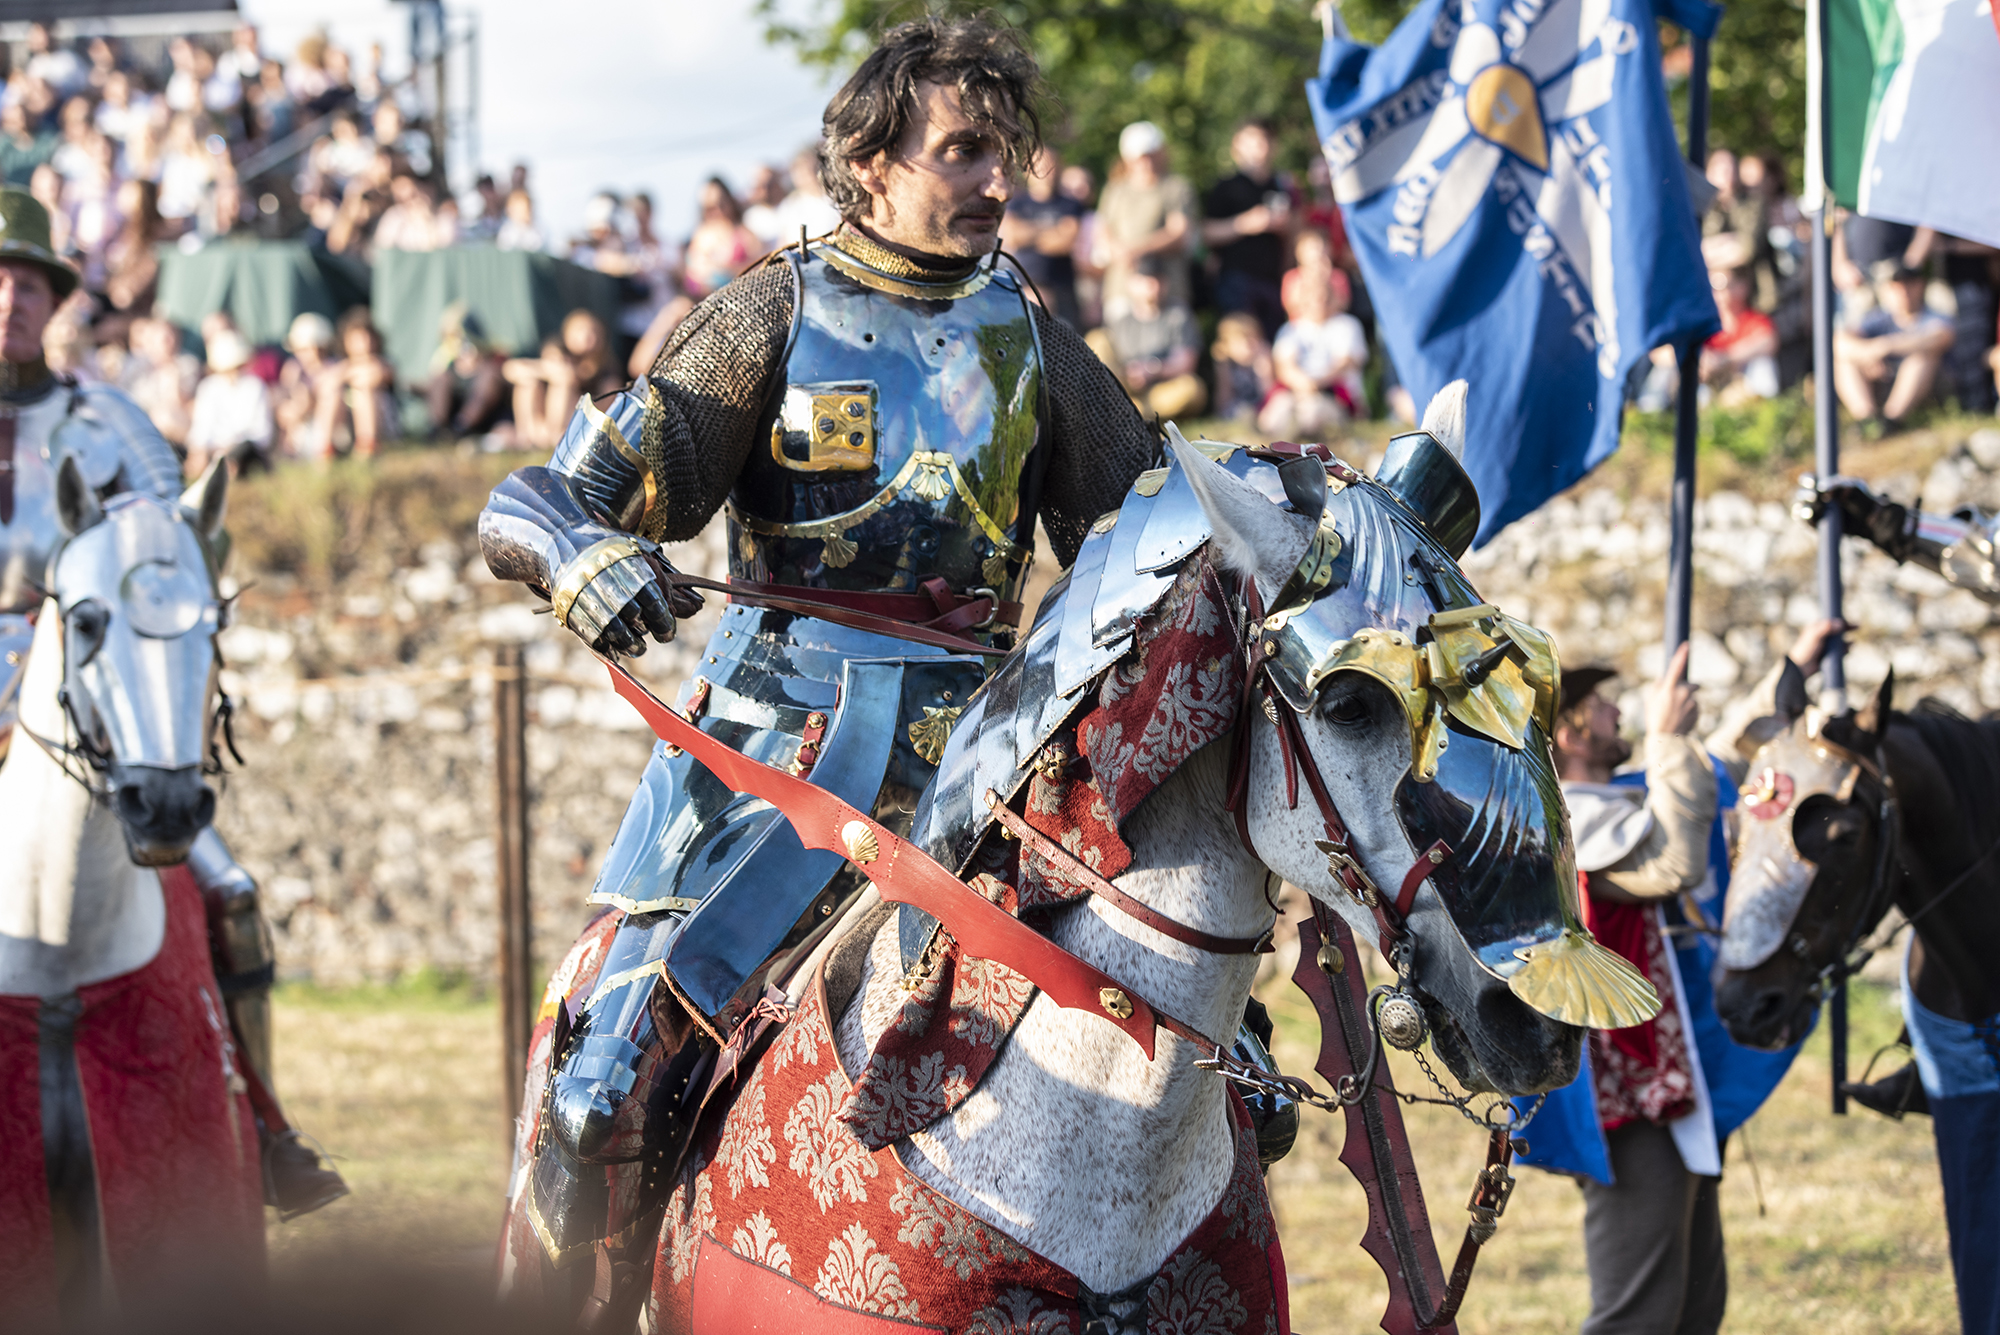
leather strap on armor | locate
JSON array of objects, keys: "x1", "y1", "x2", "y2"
[
  {"x1": 650, "y1": 562, "x2": 1013, "y2": 657},
  {"x1": 605, "y1": 657, "x2": 1201, "y2": 1059},
  {"x1": 983, "y1": 790, "x2": 1275, "y2": 956}
]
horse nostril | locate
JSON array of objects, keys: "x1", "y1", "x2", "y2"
[
  {"x1": 193, "y1": 786, "x2": 216, "y2": 828},
  {"x1": 116, "y1": 783, "x2": 153, "y2": 825}
]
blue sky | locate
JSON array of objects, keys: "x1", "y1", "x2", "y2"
[{"x1": 239, "y1": 0, "x2": 837, "y2": 241}]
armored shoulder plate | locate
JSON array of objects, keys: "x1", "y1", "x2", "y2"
[{"x1": 727, "y1": 239, "x2": 1046, "y2": 602}]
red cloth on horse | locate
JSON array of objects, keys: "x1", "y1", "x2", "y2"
[
  {"x1": 658, "y1": 971, "x2": 1289, "y2": 1334},
  {"x1": 840, "y1": 557, "x2": 1246, "y2": 1149},
  {"x1": 1582, "y1": 878, "x2": 1695, "y2": 1131},
  {"x1": 0, "y1": 865, "x2": 263, "y2": 1323}
]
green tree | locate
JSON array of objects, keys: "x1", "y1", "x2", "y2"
[{"x1": 760, "y1": 0, "x2": 1809, "y2": 191}]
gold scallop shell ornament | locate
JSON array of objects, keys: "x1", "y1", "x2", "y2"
[{"x1": 1507, "y1": 929, "x2": 1662, "y2": 1030}]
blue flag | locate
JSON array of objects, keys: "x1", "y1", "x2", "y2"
[{"x1": 1308, "y1": 0, "x2": 1721, "y2": 544}]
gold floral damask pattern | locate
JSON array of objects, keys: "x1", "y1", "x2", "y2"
[{"x1": 650, "y1": 979, "x2": 1290, "y2": 1333}]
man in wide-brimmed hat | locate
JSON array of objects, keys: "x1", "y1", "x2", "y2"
[{"x1": 0, "y1": 187, "x2": 346, "y2": 1219}]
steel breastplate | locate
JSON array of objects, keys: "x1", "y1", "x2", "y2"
[{"x1": 728, "y1": 239, "x2": 1045, "y2": 603}]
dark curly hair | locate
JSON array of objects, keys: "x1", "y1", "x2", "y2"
[{"x1": 819, "y1": 14, "x2": 1046, "y2": 224}]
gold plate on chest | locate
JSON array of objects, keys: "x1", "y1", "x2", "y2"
[{"x1": 771, "y1": 382, "x2": 877, "y2": 472}]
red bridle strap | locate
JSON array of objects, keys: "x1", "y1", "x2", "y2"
[{"x1": 1223, "y1": 575, "x2": 1452, "y2": 958}]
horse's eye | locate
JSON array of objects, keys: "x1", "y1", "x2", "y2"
[
  {"x1": 1323, "y1": 694, "x2": 1369, "y2": 726},
  {"x1": 66, "y1": 599, "x2": 108, "y2": 665}
]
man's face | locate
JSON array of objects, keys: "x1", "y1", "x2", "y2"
[
  {"x1": 1882, "y1": 277, "x2": 1923, "y2": 322},
  {"x1": 855, "y1": 81, "x2": 1013, "y2": 258},
  {"x1": 0, "y1": 262, "x2": 57, "y2": 364},
  {"x1": 1557, "y1": 691, "x2": 1632, "y2": 772},
  {"x1": 1128, "y1": 271, "x2": 1162, "y2": 317},
  {"x1": 1232, "y1": 125, "x2": 1273, "y2": 177}
]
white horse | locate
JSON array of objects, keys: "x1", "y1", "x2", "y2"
[
  {"x1": 552, "y1": 422, "x2": 1612, "y2": 1332},
  {"x1": 0, "y1": 456, "x2": 263, "y2": 1321}
]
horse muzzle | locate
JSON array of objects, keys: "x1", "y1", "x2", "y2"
[
  {"x1": 1713, "y1": 963, "x2": 1818, "y2": 1052},
  {"x1": 110, "y1": 763, "x2": 217, "y2": 865}
]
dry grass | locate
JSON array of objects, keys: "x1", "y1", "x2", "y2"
[
  {"x1": 1255, "y1": 969, "x2": 1955, "y2": 1334},
  {"x1": 266, "y1": 968, "x2": 1955, "y2": 1331}
]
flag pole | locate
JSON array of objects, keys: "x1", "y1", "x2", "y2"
[
  {"x1": 1805, "y1": 0, "x2": 1851, "y2": 1116},
  {"x1": 1664, "y1": 34, "x2": 1712, "y2": 664}
]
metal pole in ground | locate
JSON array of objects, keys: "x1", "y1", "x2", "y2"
[
  {"x1": 495, "y1": 642, "x2": 533, "y2": 1127},
  {"x1": 1664, "y1": 35, "x2": 1711, "y2": 663},
  {"x1": 1804, "y1": 0, "x2": 1850, "y2": 1114}
]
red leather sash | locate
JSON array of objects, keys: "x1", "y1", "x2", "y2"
[
  {"x1": 603, "y1": 659, "x2": 1174, "y2": 1057},
  {"x1": 656, "y1": 565, "x2": 1015, "y2": 657}
]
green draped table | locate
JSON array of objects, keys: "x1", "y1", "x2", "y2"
[
  {"x1": 154, "y1": 240, "x2": 371, "y2": 353},
  {"x1": 370, "y1": 246, "x2": 626, "y2": 383}
]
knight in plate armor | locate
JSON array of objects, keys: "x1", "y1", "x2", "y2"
[
  {"x1": 477, "y1": 18, "x2": 1206, "y2": 1307},
  {"x1": 0, "y1": 189, "x2": 343, "y2": 1215},
  {"x1": 1802, "y1": 472, "x2": 2000, "y2": 604}
]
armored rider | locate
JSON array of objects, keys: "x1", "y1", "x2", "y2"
[
  {"x1": 480, "y1": 16, "x2": 1159, "y2": 1298},
  {"x1": 0, "y1": 189, "x2": 343, "y2": 1216},
  {"x1": 1804, "y1": 473, "x2": 2000, "y2": 604}
]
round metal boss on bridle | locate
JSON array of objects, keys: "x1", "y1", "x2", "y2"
[{"x1": 1377, "y1": 992, "x2": 1428, "y2": 1051}]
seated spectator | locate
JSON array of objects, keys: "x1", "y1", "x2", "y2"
[
  {"x1": 63, "y1": 133, "x2": 123, "y2": 288},
  {"x1": 43, "y1": 291, "x2": 101, "y2": 384},
  {"x1": 28, "y1": 165, "x2": 71, "y2": 259},
  {"x1": 1260, "y1": 267, "x2": 1368, "y2": 437},
  {"x1": 249, "y1": 60, "x2": 297, "y2": 147},
  {"x1": 274, "y1": 311, "x2": 334, "y2": 457},
  {"x1": 26, "y1": 24, "x2": 85, "y2": 101},
  {"x1": 740, "y1": 163, "x2": 786, "y2": 248},
  {"x1": 1835, "y1": 263, "x2": 1955, "y2": 436},
  {"x1": 1001, "y1": 146, "x2": 1082, "y2": 327},
  {"x1": 94, "y1": 69, "x2": 151, "y2": 149},
  {"x1": 1701, "y1": 266, "x2": 1780, "y2": 405},
  {"x1": 568, "y1": 191, "x2": 629, "y2": 270},
  {"x1": 310, "y1": 308, "x2": 398, "y2": 460},
  {"x1": 372, "y1": 101, "x2": 431, "y2": 178},
  {"x1": 495, "y1": 187, "x2": 543, "y2": 252},
  {"x1": 325, "y1": 152, "x2": 393, "y2": 256},
  {"x1": 0, "y1": 102, "x2": 57, "y2": 187},
  {"x1": 1280, "y1": 229, "x2": 1335, "y2": 315},
  {"x1": 768, "y1": 147, "x2": 841, "y2": 244},
  {"x1": 309, "y1": 111, "x2": 376, "y2": 195},
  {"x1": 462, "y1": 173, "x2": 504, "y2": 240},
  {"x1": 503, "y1": 308, "x2": 621, "y2": 450},
  {"x1": 186, "y1": 330, "x2": 273, "y2": 476},
  {"x1": 50, "y1": 96, "x2": 97, "y2": 182},
  {"x1": 421, "y1": 304, "x2": 509, "y2": 441},
  {"x1": 1212, "y1": 313, "x2": 1274, "y2": 425},
  {"x1": 1085, "y1": 257, "x2": 1207, "y2": 421},
  {"x1": 156, "y1": 113, "x2": 216, "y2": 226},
  {"x1": 126, "y1": 316, "x2": 200, "y2": 445},
  {"x1": 196, "y1": 165, "x2": 249, "y2": 242},
  {"x1": 285, "y1": 33, "x2": 333, "y2": 109},
  {"x1": 682, "y1": 177, "x2": 759, "y2": 299},
  {"x1": 373, "y1": 172, "x2": 453, "y2": 252}
]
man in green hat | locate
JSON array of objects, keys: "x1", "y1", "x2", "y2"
[{"x1": 0, "y1": 187, "x2": 346, "y2": 1218}]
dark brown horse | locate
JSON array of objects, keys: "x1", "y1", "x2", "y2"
[{"x1": 1712, "y1": 672, "x2": 2000, "y2": 1335}]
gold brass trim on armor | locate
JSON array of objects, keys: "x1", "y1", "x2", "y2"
[
  {"x1": 908, "y1": 705, "x2": 963, "y2": 764},
  {"x1": 1507, "y1": 928, "x2": 1662, "y2": 1028},
  {"x1": 728, "y1": 449, "x2": 1029, "y2": 565},
  {"x1": 1134, "y1": 467, "x2": 1170, "y2": 497},
  {"x1": 842, "y1": 821, "x2": 880, "y2": 866},
  {"x1": 586, "y1": 892, "x2": 705, "y2": 915},
  {"x1": 771, "y1": 383, "x2": 878, "y2": 472},
  {"x1": 1099, "y1": 987, "x2": 1134, "y2": 1020},
  {"x1": 586, "y1": 958, "x2": 665, "y2": 1008},
  {"x1": 551, "y1": 535, "x2": 646, "y2": 628},
  {"x1": 577, "y1": 393, "x2": 657, "y2": 526},
  {"x1": 816, "y1": 238, "x2": 996, "y2": 301}
]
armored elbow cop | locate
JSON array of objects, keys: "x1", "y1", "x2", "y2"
[{"x1": 548, "y1": 386, "x2": 662, "y2": 534}]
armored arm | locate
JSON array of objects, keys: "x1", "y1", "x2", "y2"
[
  {"x1": 479, "y1": 264, "x2": 796, "y2": 651},
  {"x1": 1033, "y1": 305, "x2": 1160, "y2": 567},
  {"x1": 1798, "y1": 474, "x2": 2000, "y2": 602}
]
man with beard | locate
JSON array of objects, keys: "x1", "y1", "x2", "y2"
[
  {"x1": 1551, "y1": 625, "x2": 1842, "y2": 1335},
  {"x1": 481, "y1": 16, "x2": 1158, "y2": 1317}
]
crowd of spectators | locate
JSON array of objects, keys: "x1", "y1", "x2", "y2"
[{"x1": 12, "y1": 20, "x2": 1995, "y2": 481}]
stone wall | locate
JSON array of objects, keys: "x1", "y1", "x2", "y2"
[{"x1": 221, "y1": 429, "x2": 2000, "y2": 983}]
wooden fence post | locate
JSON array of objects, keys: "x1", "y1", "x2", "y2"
[{"x1": 495, "y1": 642, "x2": 533, "y2": 1127}]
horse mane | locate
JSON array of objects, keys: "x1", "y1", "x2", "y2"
[{"x1": 1892, "y1": 700, "x2": 2000, "y2": 831}]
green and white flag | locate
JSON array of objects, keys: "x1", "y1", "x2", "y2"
[{"x1": 1806, "y1": 0, "x2": 2000, "y2": 246}]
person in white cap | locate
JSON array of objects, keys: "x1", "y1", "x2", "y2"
[
  {"x1": 1094, "y1": 119, "x2": 1196, "y2": 322},
  {"x1": 184, "y1": 327, "x2": 273, "y2": 476}
]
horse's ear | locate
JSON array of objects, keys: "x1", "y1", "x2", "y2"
[
  {"x1": 1169, "y1": 438, "x2": 1313, "y2": 585},
  {"x1": 181, "y1": 455, "x2": 229, "y2": 542},
  {"x1": 54, "y1": 453, "x2": 103, "y2": 536},
  {"x1": 1853, "y1": 670, "x2": 1894, "y2": 745}
]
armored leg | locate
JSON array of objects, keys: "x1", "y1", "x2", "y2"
[{"x1": 186, "y1": 827, "x2": 349, "y2": 1219}]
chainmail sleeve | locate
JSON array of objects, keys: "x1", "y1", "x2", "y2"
[
  {"x1": 636, "y1": 261, "x2": 797, "y2": 543},
  {"x1": 1032, "y1": 305, "x2": 1160, "y2": 567}
]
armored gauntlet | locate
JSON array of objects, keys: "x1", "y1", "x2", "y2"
[{"x1": 479, "y1": 389, "x2": 701, "y2": 655}]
